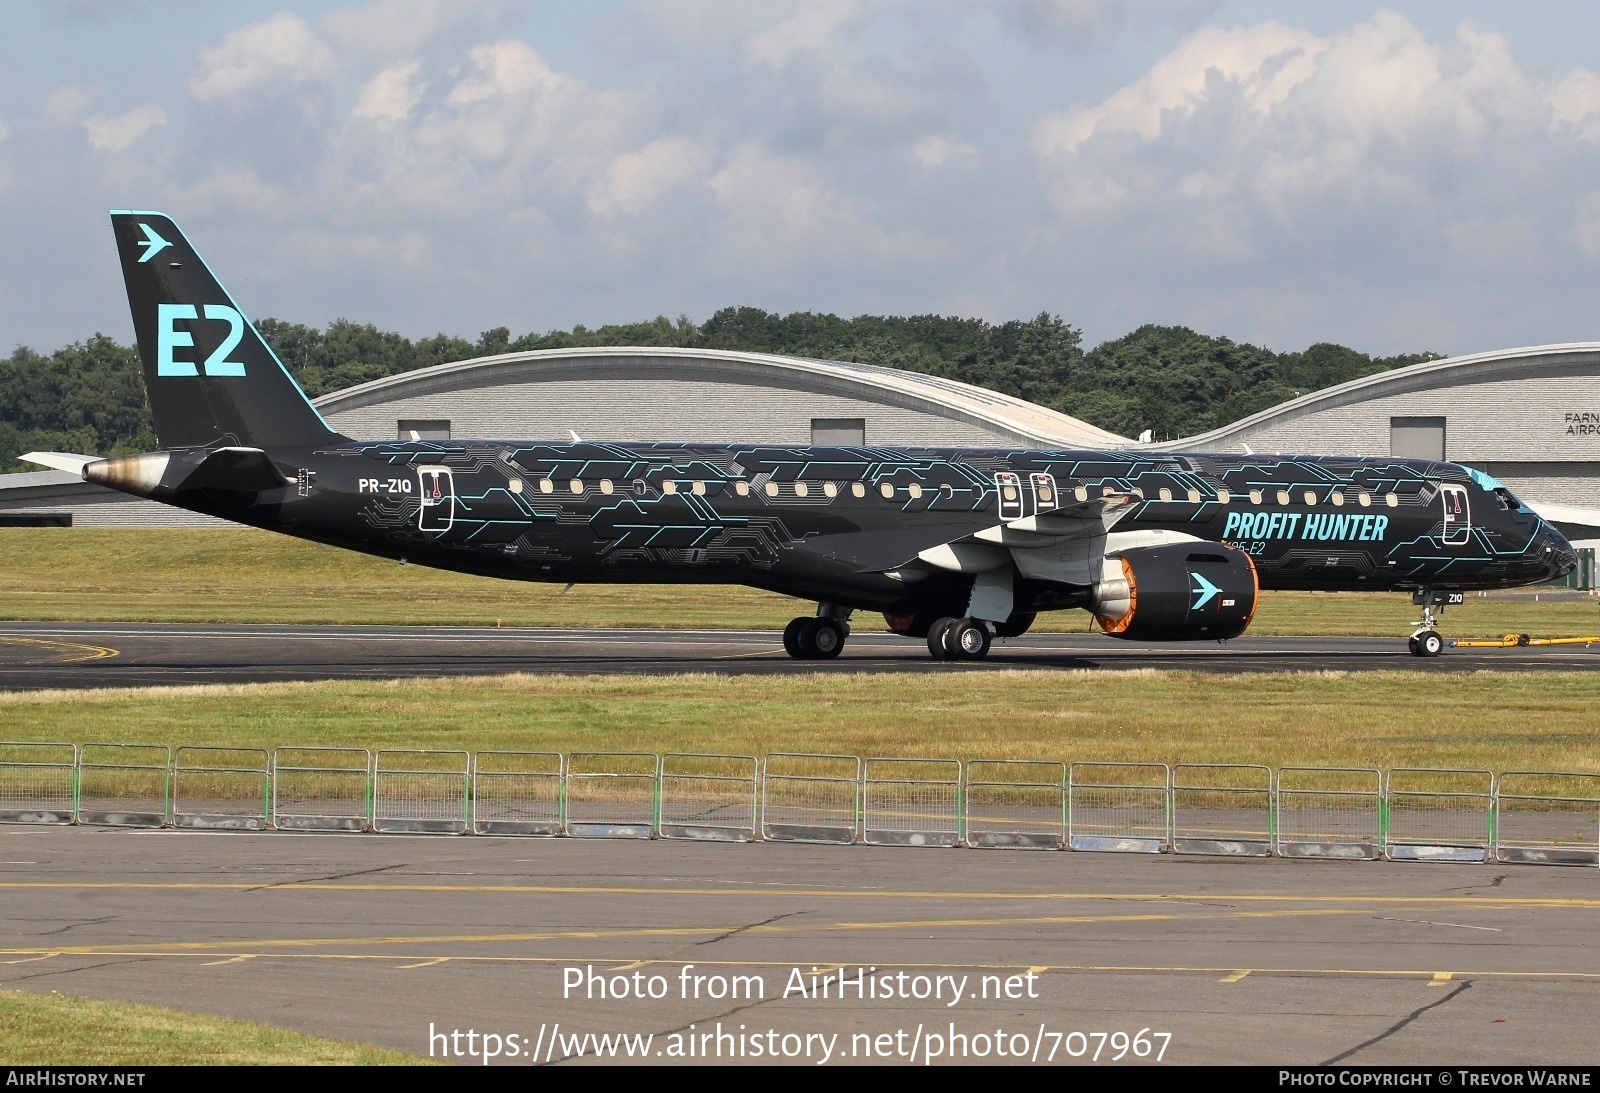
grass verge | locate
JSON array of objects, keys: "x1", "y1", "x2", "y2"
[
  {"x1": 0, "y1": 989, "x2": 426, "y2": 1065},
  {"x1": 0, "y1": 528, "x2": 1595, "y2": 637},
  {"x1": 5, "y1": 670, "x2": 1599, "y2": 772}
]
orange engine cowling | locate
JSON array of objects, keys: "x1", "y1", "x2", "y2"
[{"x1": 1092, "y1": 544, "x2": 1259, "y2": 641}]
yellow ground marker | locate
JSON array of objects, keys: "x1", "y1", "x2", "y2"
[
  {"x1": 1431, "y1": 972, "x2": 1454, "y2": 986},
  {"x1": 1219, "y1": 970, "x2": 1252, "y2": 983}
]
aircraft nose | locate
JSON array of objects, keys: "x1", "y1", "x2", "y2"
[{"x1": 1539, "y1": 521, "x2": 1578, "y2": 582}]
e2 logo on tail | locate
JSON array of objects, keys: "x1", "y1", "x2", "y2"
[{"x1": 156, "y1": 303, "x2": 247, "y2": 377}]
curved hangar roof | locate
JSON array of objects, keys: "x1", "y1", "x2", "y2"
[
  {"x1": 313, "y1": 346, "x2": 1130, "y2": 450},
  {"x1": 1157, "y1": 342, "x2": 1600, "y2": 459}
]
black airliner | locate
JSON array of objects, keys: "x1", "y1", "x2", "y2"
[{"x1": 25, "y1": 213, "x2": 1577, "y2": 660}]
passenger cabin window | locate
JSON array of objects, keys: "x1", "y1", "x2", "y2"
[
  {"x1": 1187, "y1": 489, "x2": 1201, "y2": 503},
  {"x1": 794, "y1": 482, "x2": 809, "y2": 498},
  {"x1": 692, "y1": 481, "x2": 707, "y2": 496},
  {"x1": 880, "y1": 483, "x2": 896, "y2": 499},
  {"x1": 1217, "y1": 489, "x2": 1231, "y2": 503},
  {"x1": 569, "y1": 479, "x2": 583, "y2": 494},
  {"x1": 662, "y1": 480, "x2": 678, "y2": 495},
  {"x1": 1249, "y1": 489, "x2": 1263, "y2": 504},
  {"x1": 824, "y1": 482, "x2": 838, "y2": 498},
  {"x1": 735, "y1": 482, "x2": 750, "y2": 496},
  {"x1": 1386, "y1": 493, "x2": 1399, "y2": 508},
  {"x1": 1159, "y1": 488, "x2": 1172, "y2": 502},
  {"x1": 539, "y1": 479, "x2": 553, "y2": 494},
  {"x1": 509, "y1": 479, "x2": 523, "y2": 494},
  {"x1": 765, "y1": 482, "x2": 779, "y2": 497},
  {"x1": 599, "y1": 480, "x2": 613, "y2": 495},
  {"x1": 1074, "y1": 486, "x2": 1089, "y2": 502},
  {"x1": 1303, "y1": 490, "x2": 1317, "y2": 506},
  {"x1": 397, "y1": 419, "x2": 450, "y2": 441},
  {"x1": 1358, "y1": 492, "x2": 1371, "y2": 507},
  {"x1": 1331, "y1": 491, "x2": 1344, "y2": 506},
  {"x1": 1275, "y1": 489, "x2": 1289, "y2": 505},
  {"x1": 908, "y1": 483, "x2": 923, "y2": 499},
  {"x1": 851, "y1": 482, "x2": 866, "y2": 498}
]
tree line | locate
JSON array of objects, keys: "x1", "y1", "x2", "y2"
[{"x1": 0, "y1": 309, "x2": 1440, "y2": 471}]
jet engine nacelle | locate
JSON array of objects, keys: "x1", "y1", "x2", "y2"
[{"x1": 1091, "y1": 544, "x2": 1258, "y2": 641}]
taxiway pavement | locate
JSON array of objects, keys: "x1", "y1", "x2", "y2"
[
  {"x1": 1, "y1": 828, "x2": 1596, "y2": 1065},
  {"x1": 0, "y1": 621, "x2": 1596, "y2": 689}
]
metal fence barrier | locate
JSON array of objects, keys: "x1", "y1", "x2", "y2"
[
  {"x1": 1495, "y1": 771, "x2": 1600, "y2": 866},
  {"x1": 0, "y1": 742, "x2": 76, "y2": 824},
  {"x1": 18, "y1": 741, "x2": 1600, "y2": 870},
  {"x1": 172, "y1": 746, "x2": 269, "y2": 830},
  {"x1": 564, "y1": 752, "x2": 658, "y2": 838},
  {"x1": 1275, "y1": 767, "x2": 1383, "y2": 858},
  {"x1": 272, "y1": 747, "x2": 371, "y2": 831},
  {"x1": 761, "y1": 753, "x2": 861, "y2": 843},
  {"x1": 659, "y1": 753, "x2": 758, "y2": 841},
  {"x1": 1172, "y1": 764, "x2": 1274, "y2": 856},
  {"x1": 472, "y1": 751, "x2": 563, "y2": 836},
  {"x1": 374, "y1": 749, "x2": 470, "y2": 834},
  {"x1": 1385, "y1": 768, "x2": 1495, "y2": 862},
  {"x1": 862, "y1": 758, "x2": 962, "y2": 847},
  {"x1": 963, "y1": 760, "x2": 1065, "y2": 849},
  {"x1": 77, "y1": 743, "x2": 169, "y2": 827},
  {"x1": 1068, "y1": 762, "x2": 1169, "y2": 852}
]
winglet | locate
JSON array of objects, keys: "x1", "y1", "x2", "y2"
[{"x1": 20, "y1": 451, "x2": 100, "y2": 476}]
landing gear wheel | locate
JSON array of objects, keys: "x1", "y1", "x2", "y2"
[
  {"x1": 946, "y1": 618, "x2": 992, "y2": 661},
  {"x1": 805, "y1": 618, "x2": 845, "y2": 659},
  {"x1": 1411, "y1": 629, "x2": 1444, "y2": 658},
  {"x1": 782, "y1": 617, "x2": 808, "y2": 659},
  {"x1": 926, "y1": 617, "x2": 958, "y2": 660}
]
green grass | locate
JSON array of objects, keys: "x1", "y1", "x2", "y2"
[
  {"x1": 6, "y1": 670, "x2": 1600, "y2": 772},
  {"x1": 0, "y1": 528, "x2": 1595, "y2": 637},
  {"x1": 0, "y1": 989, "x2": 427, "y2": 1065}
]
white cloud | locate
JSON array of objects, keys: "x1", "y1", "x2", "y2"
[
  {"x1": 1576, "y1": 192, "x2": 1600, "y2": 260},
  {"x1": 913, "y1": 134, "x2": 978, "y2": 168},
  {"x1": 355, "y1": 61, "x2": 425, "y2": 121},
  {"x1": 588, "y1": 138, "x2": 711, "y2": 217},
  {"x1": 446, "y1": 40, "x2": 561, "y2": 105},
  {"x1": 320, "y1": 0, "x2": 461, "y2": 61},
  {"x1": 744, "y1": 0, "x2": 868, "y2": 68},
  {"x1": 44, "y1": 84, "x2": 99, "y2": 126},
  {"x1": 1034, "y1": 21, "x2": 1326, "y2": 156},
  {"x1": 82, "y1": 104, "x2": 166, "y2": 151},
  {"x1": 189, "y1": 12, "x2": 336, "y2": 102},
  {"x1": 1548, "y1": 68, "x2": 1600, "y2": 141}
]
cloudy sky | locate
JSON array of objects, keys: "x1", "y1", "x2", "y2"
[{"x1": 4, "y1": 1, "x2": 1600, "y2": 358}]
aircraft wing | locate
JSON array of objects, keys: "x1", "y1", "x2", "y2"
[
  {"x1": 789, "y1": 492, "x2": 1168, "y2": 586},
  {"x1": 905, "y1": 492, "x2": 1148, "y2": 586}
]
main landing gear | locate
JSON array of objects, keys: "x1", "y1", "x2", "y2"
[
  {"x1": 926, "y1": 617, "x2": 993, "y2": 661},
  {"x1": 782, "y1": 606, "x2": 851, "y2": 660},
  {"x1": 1407, "y1": 589, "x2": 1463, "y2": 658}
]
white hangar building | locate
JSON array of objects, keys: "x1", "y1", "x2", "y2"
[{"x1": 5, "y1": 343, "x2": 1600, "y2": 539}]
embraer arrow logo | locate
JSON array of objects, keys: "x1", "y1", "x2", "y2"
[
  {"x1": 136, "y1": 223, "x2": 172, "y2": 263},
  {"x1": 1190, "y1": 571, "x2": 1221, "y2": 611}
]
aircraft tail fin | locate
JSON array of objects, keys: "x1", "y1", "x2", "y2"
[{"x1": 110, "y1": 211, "x2": 343, "y2": 451}]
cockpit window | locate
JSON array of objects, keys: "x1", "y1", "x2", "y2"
[{"x1": 1493, "y1": 487, "x2": 1522, "y2": 511}]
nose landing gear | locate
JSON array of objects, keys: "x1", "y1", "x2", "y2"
[{"x1": 1408, "y1": 589, "x2": 1463, "y2": 657}]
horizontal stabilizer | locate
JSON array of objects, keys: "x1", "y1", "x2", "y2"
[{"x1": 20, "y1": 451, "x2": 100, "y2": 476}]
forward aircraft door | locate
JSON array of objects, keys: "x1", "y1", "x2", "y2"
[
  {"x1": 417, "y1": 466, "x2": 455, "y2": 533},
  {"x1": 1440, "y1": 483, "x2": 1470, "y2": 546}
]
